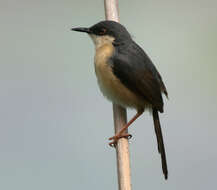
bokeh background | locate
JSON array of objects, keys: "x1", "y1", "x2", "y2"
[{"x1": 1, "y1": 0, "x2": 217, "y2": 189}]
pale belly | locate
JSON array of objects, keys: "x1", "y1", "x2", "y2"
[{"x1": 94, "y1": 44, "x2": 146, "y2": 109}]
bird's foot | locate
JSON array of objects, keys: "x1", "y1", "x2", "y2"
[{"x1": 108, "y1": 133, "x2": 132, "y2": 147}]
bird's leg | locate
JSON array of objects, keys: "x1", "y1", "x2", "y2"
[{"x1": 109, "y1": 109, "x2": 144, "y2": 147}]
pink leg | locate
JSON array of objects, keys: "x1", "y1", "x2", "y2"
[{"x1": 109, "y1": 110, "x2": 144, "y2": 147}]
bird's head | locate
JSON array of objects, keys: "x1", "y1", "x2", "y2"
[{"x1": 71, "y1": 20, "x2": 132, "y2": 49}]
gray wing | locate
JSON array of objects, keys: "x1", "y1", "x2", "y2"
[{"x1": 111, "y1": 41, "x2": 167, "y2": 112}]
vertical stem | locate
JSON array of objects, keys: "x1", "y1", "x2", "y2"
[
  {"x1": 104, "y1": 1, "x2": 132, "y2": 190},
  {"x1": 104, "y1": 0, "x2": 119, "y2": 22},
  {"x1": 113, "y1": 104, "x2": 132, "y2": 190}
]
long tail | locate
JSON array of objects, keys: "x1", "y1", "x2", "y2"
[{"x1": 152, "y1": 108, "x2": 168, "y2": 180}]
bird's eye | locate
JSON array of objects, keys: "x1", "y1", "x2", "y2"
[{"x1": 99, "y1": 28, "x2": 107, "y2": 35}]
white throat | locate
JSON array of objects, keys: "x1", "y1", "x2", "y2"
[{"x1": 89, "y1": 34, "x2": 115, "y2": 49}]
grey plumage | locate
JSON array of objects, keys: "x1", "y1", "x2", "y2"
[{"x1": 71, "y1": 20, "x2": 169, "y2": 179}]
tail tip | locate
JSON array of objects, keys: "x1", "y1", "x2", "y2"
[{"x1": 164, "y1": 172, "x2": 168, "y2": 180}]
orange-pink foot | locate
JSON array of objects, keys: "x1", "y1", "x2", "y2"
[{"x1": 108, "y1": 133, "x2": 132, "y2": 147}]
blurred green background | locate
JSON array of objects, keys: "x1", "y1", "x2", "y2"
[{"x1": 1, "y1": 0, "x2": 217, "y2": 189}]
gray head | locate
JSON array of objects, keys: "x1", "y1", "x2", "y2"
[{"x1": 71, "y1": 21, "x2": 132, "y2": 46}]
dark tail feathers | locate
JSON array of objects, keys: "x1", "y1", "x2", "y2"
[{"x1": 152, "y1": 108, "x2": 168, "y2": 180}]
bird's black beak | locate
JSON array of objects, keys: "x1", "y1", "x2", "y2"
[{"x1": 71, "y1": 27, "x2": 91, "y2": 33}]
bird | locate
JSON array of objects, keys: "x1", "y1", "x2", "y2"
[{"x1": 71, "y1": 20, "x2": 168, "y2": 179}]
